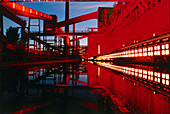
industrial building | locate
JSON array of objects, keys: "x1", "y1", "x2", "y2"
[{"x1": 0, "y1": 0, "x2": 169, "y2": 114}]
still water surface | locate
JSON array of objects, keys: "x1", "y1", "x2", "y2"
[{"x1": 0, "y1": 61, "x2": 169, "y2": 114}]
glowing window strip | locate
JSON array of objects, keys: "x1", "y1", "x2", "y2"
[
  {"x1": 96, "y1": 43, "x2": 169, "y2": 60},
  {"x1": 96, "y1": 62, "x2": 170, "y2": 86},
  {"x1": 30, "y1": 9, "x2": 32, "y2": 13},
  {"x1": 13, "y1": 3, "x2": 15, "y2": 8},
  {"x1": 23, "y1": 6, "x2": 25, "y2": 11}
]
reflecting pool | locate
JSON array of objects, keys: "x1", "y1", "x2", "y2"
[{"x1": 0, "y1": 61, "x2": 169, "y2": 114}]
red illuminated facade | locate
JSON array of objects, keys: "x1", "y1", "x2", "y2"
[
  {"x1": 87, "y1": 0, "x2": 170, "y2": 64},
  {"x1": 0, "y1": 0, "x2": 169, "y2": 113}
]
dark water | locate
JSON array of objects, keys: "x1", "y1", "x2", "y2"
[{"x1": 0, "y1": 61, "x2": 169, "y2": 114}]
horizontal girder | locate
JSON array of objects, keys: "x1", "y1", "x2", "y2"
[
  {"x1": 56, "y1": 11, "x2": 98, "y2": 27},
  {"x1": 2, "y1": 0, "x2": 150, "y2": 2},
  {"x1": 30, "y1": 32, "x2": 89, "y2": 36},
  {"x1": 2, "y1": 2, "x2": 52, "y2": 20},
  {"x1": 0, "y1": 4, "x2": 26, "y2": 26}
]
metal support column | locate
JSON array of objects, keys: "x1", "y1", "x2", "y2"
[
  {"x1": 28, "y1": 18, "x2": 31, "y2": 55},
  {"x1": 0, "y1": 2, "x2": 3, "y2": 61},
  {"x1": 73, "y1": 24, "x2": 75, "y2": 46},
  {"x1": 64, "y1": 0, "x2": 70, "y2": 57},
  {"x1": 73, "y1": 24, "x2": 75, "y2": 56},
  {"x1": 38, "y1": 19, "x2": 41, "y2": 56},
  {"x1": 0, "y1": 6, "x2": 3, "y2": 40}
]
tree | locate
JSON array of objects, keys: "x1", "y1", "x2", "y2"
[{"x1": 5, "y1": 26, "x2": 19, "y2": 44}]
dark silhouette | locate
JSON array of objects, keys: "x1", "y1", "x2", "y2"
[{"x1": 5, "y1": 26, "x2": 19, "y2": 44}]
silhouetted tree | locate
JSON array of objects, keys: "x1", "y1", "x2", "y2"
[{"x1": 5, "y1": 26, "x2": 19, "y2": 44}]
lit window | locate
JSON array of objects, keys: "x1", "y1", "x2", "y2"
[
  {"x1": 143, "y1": 70, "x2": 147, "y2": 74},
  {"x1": 131, "y1": 72, "x2": 134, "y2": 75},
  {"x1": 148, "y1": 47, "x2": 153, "y2": 51},
  {"x1": 166, "y1": 74, "x2": 169, "y2": 79},
  {"x1": 143, "y1": 75, "x2": 147, "y2": 79},
  {"x1": 166, "y1": 80, "x2": 169, "y2": 85},
  {"x1": 148, "y1": 52, "x2": 151, "y2": 56},
  {"x1": 135, "y1": 73, "x2": 138, "y2": 76},
  {"x1": 162, "y1": 79, "x2": 165, "y2": 84},
  {"x1": 162, "y1": 73, "x2": 165, "y2": 78},
  {"x1": 148, "y1": 76, "x2": 150, "y2": 80},
  {"x1": 139, "y1": 73, "x2": 142, "y2": 77},
  {"x1": 30, "y1": 9, "x2": 32, "y2": 13},
  {"x1": 143, "y1": 48, "x2": 147, "y2": 52},
  {"x1": 143, "y1": 53, "x2": 147, "y2": 56},
  {"x1": 139, "y1": 49, "x2": 142, "y2": 52},
  {"x1": 139, "y1": 69, "x2": 142, "y2": 73},
  {"x1": 98, "y1": 45, "x2": 100, "y2": 54},
  {"x1": 139, "y1": 53, "x2": 142, "y2": 56},
  {"x1": 13, "y1": 3, "x2": 15, "y2": 8},
  {"x1": 131, "y1": 68, "x2": 134, "y2": 71},
  {"x1": 162, "y1": 45, "x2": 165, "y2": 49},
  {"x1": 166, "y1": 50, "x2": 169, "y2": 55},
  {"x1": 158, "y1": 73, "x2": 160, "y2": 77},
  {"x1": 162, "y1": 50, "x2": 166, "y2": 55},
  {"x1": 154, "y1": 45, "x2": 160, "y2": 50},
  {"x1": 23, "y1": 6, "x2": 25, "y2": 11},
  {"x1": 154, "y1": 72, "x2": 158, "y2": 76},
  {"x1": 148, "y1": 71, "x2": 151, "y2": 75},
  {"x1": 166, "y1": 44, "x2": 169, "y2": 49},
  {"x1": 158, "y1": 78, "x2": 160, "y2": 83},
  {"x1": 135, "y1": 53, "x2": 138, "y2": 57},
  {"x1": 154, "y1": 51, "x2": 160, "y2": 55},
  {"x1": 135, "y1": 69, "x2": 138, "y2": 72}
]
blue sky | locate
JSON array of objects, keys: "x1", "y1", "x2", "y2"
[{"x1": 3, "y1": 2, "x2": 114, "y2": 45}]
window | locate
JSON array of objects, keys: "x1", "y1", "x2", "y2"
[
  {"x1": 154, "y1": 45, "x2": 160, "y2": 55},
  {"x1": 162, "y1": 44, "x2": 169, "y2": 55}
]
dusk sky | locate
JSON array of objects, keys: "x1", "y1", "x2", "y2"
[{"x1": 3, "y1": 2, "x2": 115, "y2": 45}]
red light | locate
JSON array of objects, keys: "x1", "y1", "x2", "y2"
[
  {"x1": 13, "y1": 3, "x2": 15, "y2": 8},
  {"x1": 23, "y1": 6, "x2": 25, "y2": 11},
  {"x1": 30, "y1": 9, "x2": 32, "y2": 13}
]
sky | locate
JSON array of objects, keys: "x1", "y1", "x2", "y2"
[{"x1": 3, "y1": 2, "x2": 115, "y2": 45}]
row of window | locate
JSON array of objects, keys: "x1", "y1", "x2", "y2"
[
  {"x1": 96, "y1": 62, "x2": 169, "y2": 86},
  {"x1": 96, "y1": 44, "x2": 169, "y2": 60},
  {"x1": 11, "y1": 3, "x2": 52, "y2": 19}
]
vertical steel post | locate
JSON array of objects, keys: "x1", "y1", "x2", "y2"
[
  {"x1": 64, "y1": 0, "x2": 70, "y2": 57},
  {"x1": 28, "y1": 18, "x2": 30, "y2": 55},
  {"x1": 73, "y1": 24, "x2": 75, "y2": 56},
  {"x1": 39, "y1": 19, "x2": 41, "y2": 56},
  {"x1": 0, "y1": 2, "x2": 3, "y2": 61},
  {"x1": 73, "y1": 24, "x2": 75, "y2": 46}
]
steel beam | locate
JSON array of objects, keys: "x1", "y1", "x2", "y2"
[
  {"x1": 0, "y1": 4, "x2": 3, "y2": 40},
  {"x1": 30, "y1": 32, "x2": 90, "y2": 36},
  {"x1": 70, "y1": 36, "x2": 87, "y2": 42},
  {"x1": 2, "y1": 0, "x2": 150, "y2": 2},
  {"x1": 64, "y1": 0, "x2": 70, "y2": 57},
  {"x1": 0, "y1": 4, "x2": 26, "y2": 27},
  {"x1": 56, "y1": 11, "x2": 98, "y2": 27},
  {"x1": 2, "y1": 2, "x2": 52, "y2": 20},
  {"x1": 73, "y1": 24, "x2": 75, "y2": 46}
]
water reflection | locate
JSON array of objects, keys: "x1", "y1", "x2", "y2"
[
  {"x1": 0, "y1": 62, "x2": 110, "y2": 114},
  {"x1": 87, "y1": 61, "x2": 170, "y2": 114},
  {"x1": 0, "y1": 61, "x2": 169, "y2": 114}
]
